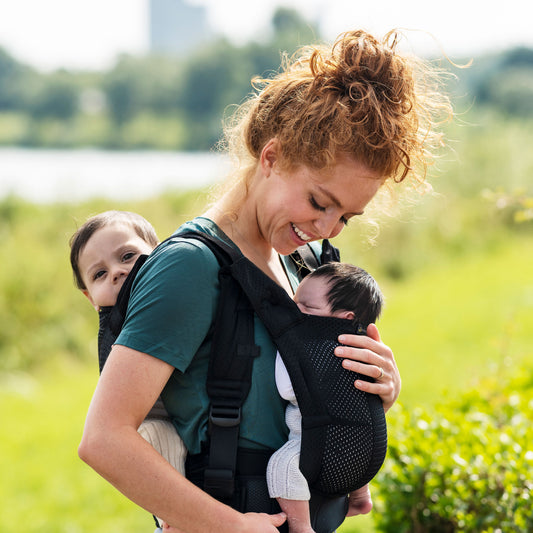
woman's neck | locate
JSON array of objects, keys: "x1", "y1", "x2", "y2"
[{"x1": 204, "y1": 196, "x2": 294, "y2": 295}]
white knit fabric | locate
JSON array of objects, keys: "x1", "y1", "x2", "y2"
[
  {"x1": 266, "y1": 353, "x2": 310, "y2": 501},
  {"x1": 138, "y1": 418, "x2": 187, "y2": 474},
  {"x1": 138, "y1": 418, "x2": 188, "y2": 530}
]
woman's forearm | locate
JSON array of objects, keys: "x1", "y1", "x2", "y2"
[
  {"x1": 78, "y1": 345, "x2": 247, "y2": 532},
  {"x1": 79, "y1": 410, "x2": 246, "y2": 531}
]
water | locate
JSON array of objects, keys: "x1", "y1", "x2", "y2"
[{"x1": 0, "y1": 148, "x2": 230, "y2": 203}]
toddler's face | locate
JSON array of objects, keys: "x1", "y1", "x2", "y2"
[{"x1": 78, "y1": 223, "x2": 154, "y2": 310}]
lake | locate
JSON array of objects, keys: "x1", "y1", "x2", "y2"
[{"x1": 0, "y1": 148, "x2": 230, "y2": 203}]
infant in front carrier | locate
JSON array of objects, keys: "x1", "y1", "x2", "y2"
[{"x1": 267, "y1": 262, "x2": 386, "y2": 533}]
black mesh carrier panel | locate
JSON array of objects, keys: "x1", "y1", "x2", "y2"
[{"x1": 230, "y1": 254, "x2": 388, "y2": 496}]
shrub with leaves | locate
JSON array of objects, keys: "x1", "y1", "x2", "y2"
[{"x1": 373, "y1": 368, "x2": 533, "y2": 532}]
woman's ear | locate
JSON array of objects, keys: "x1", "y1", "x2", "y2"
[{"x1": 260, "y1": 138, "x2": 279, "y2": 177}]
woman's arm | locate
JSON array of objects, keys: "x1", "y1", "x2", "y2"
[
  {"x1": 334, "y1": 323, "x2": 400, "y2": 412},
  {"x1": 79, "y1": 344, "x2": 285, "y2": 533}
]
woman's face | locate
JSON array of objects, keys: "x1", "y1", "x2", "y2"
[{"x1": 255, "y1": 142, "x2": 383, "y2": 255}]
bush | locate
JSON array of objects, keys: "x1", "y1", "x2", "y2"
[{"x1": 374, "y1": 368, "x2": 533, "y2": 532}]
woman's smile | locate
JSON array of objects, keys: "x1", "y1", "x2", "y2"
[
  {"x1": 255, "y1": 147, "x2": 383, "y2": 256},
  {"x1": 291, "y1": 223, "x2": 312, "y2": 243}
]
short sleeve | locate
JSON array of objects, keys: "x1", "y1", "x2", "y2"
[{"x1": 116, "y1": 238, "x2": 220, "y2": 372}]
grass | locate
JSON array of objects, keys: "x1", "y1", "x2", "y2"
[
  {"x1": 1, "y1": 109, "x2": 532, "y2": 530},
  {"x1": 1, "y1": 235, "x2": 530, "y2": 533},
  {"x1": 0, "y1": 361, "x2": 150, "y2": 533}
]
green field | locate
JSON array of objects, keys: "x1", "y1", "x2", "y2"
[
  {"x1": 1, "y1": 235, "x2": 530, "y2": 533},
  {"x1": 1, "y1": 111, "x2": 532, "y2": 532}
]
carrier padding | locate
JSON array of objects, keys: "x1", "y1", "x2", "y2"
[{"x1": 229, "y1": 255, "x2": 387, "y2": 496}]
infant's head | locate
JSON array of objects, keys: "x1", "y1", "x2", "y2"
[
  {"x1": 294, "y1": 262, "x2": 383, "y2": 328},
  {"x1": 70, "y1": 211, "x2": 158, "y2": 310}
]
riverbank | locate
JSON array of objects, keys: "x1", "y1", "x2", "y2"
[{"x1": 0, "y1": 148, "x2": 229, "y2": 203}]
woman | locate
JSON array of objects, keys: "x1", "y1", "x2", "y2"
[{"x1": 79, "y1": 29, "x2": 452, "y2": 532}]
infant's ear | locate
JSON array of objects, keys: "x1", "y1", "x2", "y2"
[
  {"x1": 82, "y1": 290, "x2": 100, "y2": 312},
  {"x1": 337, "y1": 310, "x2": 355, "y2": 321}
]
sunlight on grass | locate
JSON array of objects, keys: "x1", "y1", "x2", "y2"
[
  {"x1": 0, "y1": 236, "x2": 530, "y2": 533},
  {"x1": 381, "y1": 236, "x2": 533, "y2": 407},
  {"x1": 0, "y1": 363, "x2": 150, "y2": 533}
]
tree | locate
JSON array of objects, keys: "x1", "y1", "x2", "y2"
[
  {"x1": 31, "y1": 72, "x2": 79, "y2": 120},
  {"x1": 467, "y1": 46, "x2": 533, "y2": 117},
  {"x1": 0, "y1": 47, "x2": 36, "y2": 111},
  {"x1": 271, "y1": 7, "x2": 319, "y2": 49}
]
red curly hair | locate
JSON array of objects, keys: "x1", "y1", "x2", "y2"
[{"x1": 223, "y1": 29, "x2": 452, "y2": 189}]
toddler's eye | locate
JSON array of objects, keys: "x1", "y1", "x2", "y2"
[
  {"x1": 122, "y1": 252, "x2": 136, "y2": 262},
  {"x1": 93, "y1": 270, "x2": 106, "y2": 281}
]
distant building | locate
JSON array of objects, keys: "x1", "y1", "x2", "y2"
[{"x1": 149, "y1": 0, "x2": 213, "y2": 56}]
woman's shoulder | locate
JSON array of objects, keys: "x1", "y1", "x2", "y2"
[
  {"x1": 150, "y1": 217, "x2": 234, "y2": 267},
  {"x1": 128, "y1": 218, "x2": 228, "y2": 293}
]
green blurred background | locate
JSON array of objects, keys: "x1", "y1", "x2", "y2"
[{"x1": 1, "y1": 4, "x2": 532, "y2": 532}]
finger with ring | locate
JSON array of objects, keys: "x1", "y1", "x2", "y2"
[{"x1": 377, "y1": 366, "x2": 384, "y2": 379}]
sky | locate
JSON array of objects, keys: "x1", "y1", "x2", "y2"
[{"x1": 0, "y1": 0, "x2": 532, "y2": 71}]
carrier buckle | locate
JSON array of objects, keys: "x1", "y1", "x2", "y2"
[
  {"x1": 209, "y1": 405, "x2": 241, "y2": 428},
  {"x1": 204, "y1": 467, "x2": 235, "y2": 497}
]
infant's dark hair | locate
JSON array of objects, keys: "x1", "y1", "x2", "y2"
[
  {"x1": 307, "y1": 262, "x2": 383, "y2": 327},
  {"x1": 69, "y1": 210, "x2": 158, "y2": 290}
]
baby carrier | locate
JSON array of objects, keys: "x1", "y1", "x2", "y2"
[{"x1": 97, "y1": 229, "x2": 387, "y2": 533}]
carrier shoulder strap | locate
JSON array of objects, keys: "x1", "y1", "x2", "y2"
[
  {"x1": 291, "y1": 239, "x2": 340, "y2": 279},
  {"x1": 177, "y1": 232, "x2": 332, "y2": 500},
  {"x1": 179, "y1": 231, "x2": 260, "y2": 499},
  {"x1": 108, "y1": 253, "x2": 149, "y2": 335},
  {"x1": 102, "y1": 228, "x2": 334, "y2": 501}
]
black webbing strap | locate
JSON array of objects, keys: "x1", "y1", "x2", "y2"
[
  {"x1": 203, "y1": 263, "x2": 260, "y2": 498},
  {"x1": 292, "y1": 239, "x2": 340, "y2": 279},
  {"x1": 109, "y1": 253, "x2": 149, "y2": 335},
  {"x1": 176, "y1": 231, "x2": 259, "y2": 499},
  {"x1": 177, "y1": 231, "x2": 336, "y2": 500}
]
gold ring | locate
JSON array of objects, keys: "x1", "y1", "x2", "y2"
[{"x1": 377, "y1": 366, "x2": 384, "y2": 379}]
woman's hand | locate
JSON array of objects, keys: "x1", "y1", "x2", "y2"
[
  {"x1": 334, "y1": 323, "x2": 400, "y2": 412},
  {"x1": 162, "y1": 511, "x2": 286, "y2": 533}
]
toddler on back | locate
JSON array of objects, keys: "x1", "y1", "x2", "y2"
[{"x1": 70, "y1": 211, "x2": 187, "y2": 530}]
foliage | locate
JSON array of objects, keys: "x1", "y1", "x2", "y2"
[
  {"x1": 0, "y1": 46, "x2": 38, "y2": 111},
  {"x1": 0, "y1": 7, "x2": 318, "y2": 150},
  {"x1": 0, "y1": 191, "x2": 206, "y2": 373},
  {"x1": 373, "y1": 367, "x2": 533, "y2": 532},
  {"x1": 2, "y1": 7, "x2": 533, "y2": 149},
  {"x1": 30, "y1": 71, "x2": 79, "y2": 120},
  {"x1": 455, "y1": 46, "x2": 533, "y2": 118}
]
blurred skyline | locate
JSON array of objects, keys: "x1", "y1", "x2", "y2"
[{"x1": 1, "y1": 0, "x2": 532, "y2": 71}]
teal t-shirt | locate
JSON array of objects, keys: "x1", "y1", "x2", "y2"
[{"x1": 116, "y1": 217, "x2": 311, "y2": 454}]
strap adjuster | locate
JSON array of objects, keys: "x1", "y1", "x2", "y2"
[{"x1": 209, "y1": 405, "x2": 241, "y2": 428}]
